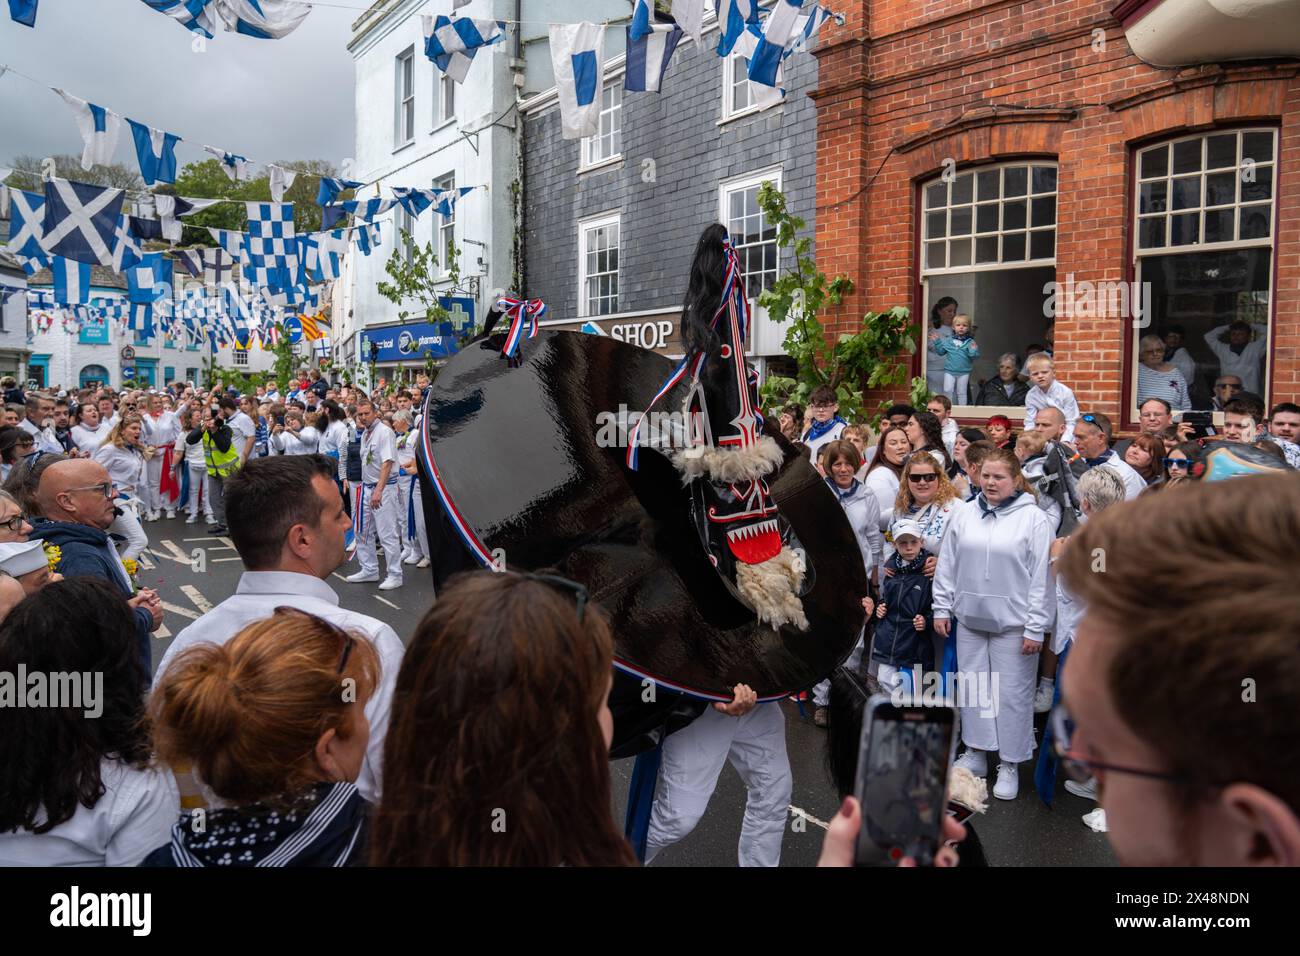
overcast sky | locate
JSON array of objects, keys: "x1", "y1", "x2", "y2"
[{"x1": 1, "y1": 0, "x2": 358, "y2": 171}]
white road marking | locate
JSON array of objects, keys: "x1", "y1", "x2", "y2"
[
  {"x1": 180, "y1": 585, "x2": 213, "y2": 614},
  {"x1": 161, "y1": 602, "x2": 199, "y2": 621},
  {"x1": 137, "y1": 552, "x2": 157, "y2": 571},
  {"x1": 153, "y1": 539, "x2": 196, "y2": 566},
  {"x1": 155, "y1": 624, "x2": 171, "y2": 639},
  {"x1": 213, "y1": 557, "x2": 243, "y2": 562},
  {"x1": 374, "y1": 596, "x2": 401, "y2": 610},
  {"x1": 331, "y1": 572, "x2": 350, "y2": 584},
  {"x1": 183, "y1": 537, "x2": 218, "y2": 542},
  {"x1": 788, "y1": 805, "x2": 830, "y2": 831}
]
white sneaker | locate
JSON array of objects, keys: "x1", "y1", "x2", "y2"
[
  {"x1": 1082, "y1": 807, "x2": 1109, "y2": 832},
  {"x1": 379, "y1": 575, "x2": 403, "y2": 591},
  {"x1": 185, "y1": 514, "x2": 198, "y2": 524},
  {"x1": 165, "y1": 510, "x2": 175, "y2": 519},
  {"x1": 1033, "y1": 680, "x2": 1055, "y2": 714},
  {"x1": 143, "y1": 510, "x2": 157, "y2": 522},
  {"x1": 402, "y1": 552, "x2": 420, "y2": 565},
  {"x1": 993, "y1": 762, "x2": 1019, "y2": 800},
  {"x1": 416, "y1": 557, "x2": 431, "y2": 568},
  {"x1": 345, "y1": 571, "x2": 379, "y2": 584},
  {"x1": 1064, "y1": 777, "x2": 1099, "y2": 801},
  {"x1": 954, "y1": 750, "x2": 987, "y2": 776}
]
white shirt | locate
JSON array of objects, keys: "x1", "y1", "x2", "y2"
[
  {"x1": 225, "y1": 411, "x2": 256, "y2": 463},
  {"x1": 19, "y1": 417, "x2": 63, "y2": 455},
  {"x1": 1203, "y1": 325, "x2": 1266, "y2": 395},
  {"x1": 801, "y1": 419, "x2": 846, "y2": 463},
  {"x1": 142, "y1": 409, "x2": 183, "y2": 448},
  {"x1": 0, "y1": 760, "x2": 179, "y2": 867},
  {"x1": 360, "y1": 420, "x2": 397, "y2": 485},
  {"x1": 861, "y1": 466, "x2": 900, "y2": 533},
  {"x1": 273, "y1": 425, "x2": 320, "y2": 455},
  {"x1": 1024, "y1": 379, "x2": 1081, "y2": 444},
  {"x1": 1093, "y1": 449, "x2": 1146, "y2": 500},
  {"x1": 940, "y1": 418, "x2": 958, "y2": 457},
  {"x1": 71, "y1": 421, "x2": 113, "y2": 451},
  {"x1": 158, "y1": 571, "x2": 406, "y2": 804},
  {"x1": 93, "y1": 443, "x2": 147, "y2": 496}
]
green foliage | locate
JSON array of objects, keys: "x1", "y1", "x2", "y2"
[
  {"x1": 5, "y1": 155, "x2": 143, "y2": 192},
  {"x1": 207, "y1": 365, "x2": 259, "y2": 394},
  {"x1": 376, "y1": 234, "x2": 463, "y2": 325},
  {"x1": 754, "y1": 182, "x2": 921, "y2": 426},
  {"x1": 268, "y1": 336, "x2": 300, "y2": 393}
]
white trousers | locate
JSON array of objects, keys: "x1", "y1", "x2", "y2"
[
  {"x1": 813, "y1": 633, "x2": 865, "y2": 706},
  {"x1": 186, "y1": 465, "x2": 215, "y2": 521},
  {"x1": 110, "y1": 499, "x2": 148, "y2": 561},
  {"x1": 943, "y1": 372, "x2": 970, "y2": 405},
  {"x1": 397, "y1": 474, "x2": 430, "y2": 560},
  {"x1": 645, "y1": 702, "x2": 792, "y2": 867},
  {"x1": 355, "y1": 481, "x2": 402, "y2": 580},
  {"x1": 955, "y1": 625, "x2": 1037, "y2": 763}
]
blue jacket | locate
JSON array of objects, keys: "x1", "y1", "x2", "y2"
[
  {"x1": 871, "y1": 550, "x2": 936, "y2": 670},
  {"x1": 29, "y1": 519, "x2": 152, "y2": 676},
  {"x1": 934, "y1": 334, "x2": 980, "y2": 374}
]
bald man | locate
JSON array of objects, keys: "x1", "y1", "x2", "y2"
[
  {"x1": 1033, "y1": 406, "x2": 1067, "y2": 443},
  {"x1": 29, "y1": 459, "x2": 163, "y2": 676}
]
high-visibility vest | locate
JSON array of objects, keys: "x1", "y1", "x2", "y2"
[{"x1": 202, "y1": 430, "x2": 241, "y2": 478}]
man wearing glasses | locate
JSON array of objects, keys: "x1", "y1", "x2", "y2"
[
  {"x1": 1054, "y1": 474, "x2": 1300, "y2": 866},
  {"x1": 1210, "y1": 375, "x2": 1243, "y2": 413},
  {"x1": 29, "y1": 459, "x2": 164, "y2": 675},
  {"x1": 17, "y1": 393, "x2": 63, "y2": 457}
]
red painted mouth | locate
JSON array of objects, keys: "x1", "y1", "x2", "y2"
[{"x1": 725, "y1": 518, "x2": 781, "y2": 565}]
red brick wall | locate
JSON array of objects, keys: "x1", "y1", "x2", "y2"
[{"x1": 812, "y1": 0, "x2": 1300, "y2": 428}]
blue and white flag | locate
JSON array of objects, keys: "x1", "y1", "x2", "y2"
[
  {"x1": 127, "y1": 253, "x2": 173, "y2": 304},
  {"x1": 41, "y1": 178, "x2": 126, "y2": 267},
  {"x1": 154, "y1": 194, "x2": 218, "y2": 242},
  {"x1": 244, "y1": 201, "x2": 298, "y2": 290},
  {"x1": 204, "y1": 145, "x2": 254, "y2": 182},
  {"x1": 298, "y1": 231, "x2": 346, "y2": 283},
  {"x1": 422, "y1": 15, "x2": 506, "y2": 83},
  {"x1": 267, "y1": 164, "x2": 298, "y2": 202},
  {"x1": 794, "y1": 5, "x2": 837, "y2": 50},
  {"x1": 716, "y1": 0, "x2": 762, "y2": 56},
  {"x1": 329, "y1": 197, "x2": 396, "y2": 226},
  {"x1": 208, "y1": 228, "x2": 248, "y2": 263},
  {"x1": 549, "y1": 22, "x2": 606, "y2": 140},
  {"x1": 9, "y1": 0, "x2": 37, "y2": 27},
  {"x1": 353, "y1": 222, "x2": 382, "y2": 257},
  {"x1": 733, "y1": 21, "x2": 786, "y2": 109},
  {"x1": 671, "y1": 0, "x2": 707, "y2": 44},
  {"x1": 176, "y1": 246, "x2": 235, "y2": 286},
  {"x1": 130, "y1": 302, "x2": 155, "y2": 340},
  {"x1": 55, "y1": 90, "x2": 122, "y2": 171},
  {"x1": 126, "y1": 119, "x2": 181, "y2": 185},
  {"x1": 109, "y1": 215, "x2": 144, "y2": 272},
  {"x1": 391, "y1": 185, "x2": 474, "y2": 219},
  {"x1": 6, "y1": 190, "x2": 50, "y2": 270},
  {"x1": 625, "y1": 23, "x2": 683, "y2": 93},
  {"x1": 51, "y1": 257, "x2": 92, "y2": 305},
  {"x1": 748, "y1": 0, "x2": 803, "y2": 87},
  {"x1": 139, "y1": 0, "x2": 218, "y2": 38},
  {"x1": 629, "y1": 0, "x2": 653, "y2": 41},
  {"x1": 216, "y1": 0, "x2": 311, "y2": 40},
  {"x1": 315, "y1": 176, "x2": 364, "y2": 207}
]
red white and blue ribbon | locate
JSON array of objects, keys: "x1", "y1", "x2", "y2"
[
  {"x1": 498, "y1": 297, "x2": 548, "y2": 359},
  {"x1": 626, "y1": 351, "x2": 706, "y2": 470},
  {"x1": 417, "y1": 413, "x2": 498, "y2": 570}
]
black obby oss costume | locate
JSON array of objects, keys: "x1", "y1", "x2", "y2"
[{"x1": 415, "y1": 225, "x2": 866, "y2": 756}]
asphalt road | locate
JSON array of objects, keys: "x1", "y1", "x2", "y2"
[{"x1": 135, "y1": 513, "x2": 1116, "y2": 868}]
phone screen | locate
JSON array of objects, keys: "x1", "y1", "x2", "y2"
[{"x1": 855, "y1": 697, "x2": 955, "y2": 866}]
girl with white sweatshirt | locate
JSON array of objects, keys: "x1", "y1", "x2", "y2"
[
  {"x1": 271, "y1": 409, "x2": 320, "y2": 455},
  {"x1": 175, "y1": 408, "x2": 214, "y2": 526},
  {"x1": 932, "y1": 446, "x2": 1054, "y2": 801}
]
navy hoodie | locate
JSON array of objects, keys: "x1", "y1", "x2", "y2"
[
  {"x1": 871, "y1": 548, "x2": 936, "y2": 670},
  {"x1": 29, "y1": 519, "x2": 153, "y2": 676}
]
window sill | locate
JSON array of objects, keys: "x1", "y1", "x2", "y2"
[
  {"x1": 578, "y1": 154, "x2": 624, "y2": 176},
  {"x1": 431, "y1": 117, "x2": 457, "y2": 135},
  {"x1": 718, "y1": 105, "x2": 781, "y2": 128},
  {"x1": 392, "y1": 139, "x2": 416, "y2": 156}
]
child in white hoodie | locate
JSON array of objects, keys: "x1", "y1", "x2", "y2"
[{"x1": 932, "y1": 446, "x2": 1054, "y2": 801}]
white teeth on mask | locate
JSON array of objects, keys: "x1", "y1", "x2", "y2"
[{"x1": 725, "y1": 518, "x2": 778, "y2": 543}]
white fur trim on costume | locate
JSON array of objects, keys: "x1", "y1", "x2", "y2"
[
  {"x1": 671, "y1": 435, "x2": 784, "y2": 485},
  {"x1": 735, "y1": 545, "x2": 809, "y2": 631}
]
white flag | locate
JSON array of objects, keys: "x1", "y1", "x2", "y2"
[
  {"x1": 549, "y1": 22, "x2": 606, "y2": 140},
  {"x1": 671, "y1": 0, "x2": 707, "y2": 44},
  {"x1": 267, "y1": 164, "x2": 299, "y2": 202},
  {"x1": 55, "y1": 90, "x2": 122, "y2": 171}
]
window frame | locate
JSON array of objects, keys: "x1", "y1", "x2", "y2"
[
  {"x1": 1124, "y1": 126, "x2": 1280, "y2": 422},
  {"x1": 394, "y1": 46, "x2": 416, "y2": 149},
  {"x1": 232, "y1": 348, "x2": 249, "y2": 368},
  {"x1": 719, "y1": 167, "x2": 784, "y2": 301},
  {"x1": 577, "y1": 211, "x2": 621, "y2": 318},
  {"x1": 394, "y1": 203, "x2": 416, "y2": 267},
  {"x1": 439, "y1": 70, "x2": 456, "y2": 126},
  {"x1": 433, "y1": 172, "x2": 456, "y2": 276},
  {"x1": 580, "y1": 80, "x2": 623, "y2": 171}
]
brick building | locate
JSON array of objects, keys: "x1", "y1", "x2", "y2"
[{"x1": 812, "y1": 0, "x2": 1300, "y2": 431}]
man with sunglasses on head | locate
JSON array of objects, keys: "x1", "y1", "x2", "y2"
[
  {"x1": 28, "y1": 459, "x2": 163, "y2": 676},
  {"x1": 1067, "y1": 412, "x2": 1145, "y2": 500},
  {"x1": 157, "y1": 455, "x2": 404, "y2": 803}
]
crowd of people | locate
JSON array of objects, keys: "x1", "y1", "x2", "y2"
[{"x1": 0, "y1": 353, "x2": 1296, "y2": 870}]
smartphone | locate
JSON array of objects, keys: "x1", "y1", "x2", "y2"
[
  {"x1": 853, "y1": 694, "x2": 957, "y2": 867},
  {"x1": 1174, "y1": 409, "x2": 1223, "y2": 438}
]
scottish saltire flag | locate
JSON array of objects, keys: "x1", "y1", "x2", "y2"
[
  {"x1": 6, "y1": 190, "x2": 50, "y2": 270},
  {"x1": 139, "y1": 0, "x2": 218, "y2": 37},
  {"x1": 716, "y1": 0, "x2": 762, "y2": 56},
  {"x1": 126, "y1": 120, "x2": 181, "y2": 185},
  {"x1": 625, "y1": 23, "x2": 683, "y2": 93},
  {"x1": 127, "y1": 253, "x2": 173, "y2": 304},
  {"x1": 422, "y1": 15, "x2": 506, "y2": 82},
  {"x1": 267, "y1": 164, "x2": 298, "y2": 202},
  {"x1": 109, "y1": 215, "x2": 144, "y2": 271},
  {"x1": 55, "y1": 91, "x2": 122, "y2": 171},
  {"x1": 216, "y1": 0, "x2": 311, "y2": 40},
  {"x1": 549, "y1": 22, "x2": 606, "y2": 140},
  {"x1": 748, "y1": 0, "x2": 802, "y2": 87},
  {"x1": 204, "y1": 145, "x2": 254, "y2": 181},
  {"x1": 671, "y1": 0, "x2": 707, "y2": 43},
  {"x1": 41, "y1": 178, "x2": 126, "y2": 266},
  {"x1": 51, "y1": 257, "x2": 92, "y2": 305},
  {"x1": 208, "y1": 227, "x2": 248, "y2": 263},
  {"x1": 315, "y1": 176, "x2": 364, "y2": 207},
  {"x1": 9, "y1": 0, "x2": 37, "y2": 27}
]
